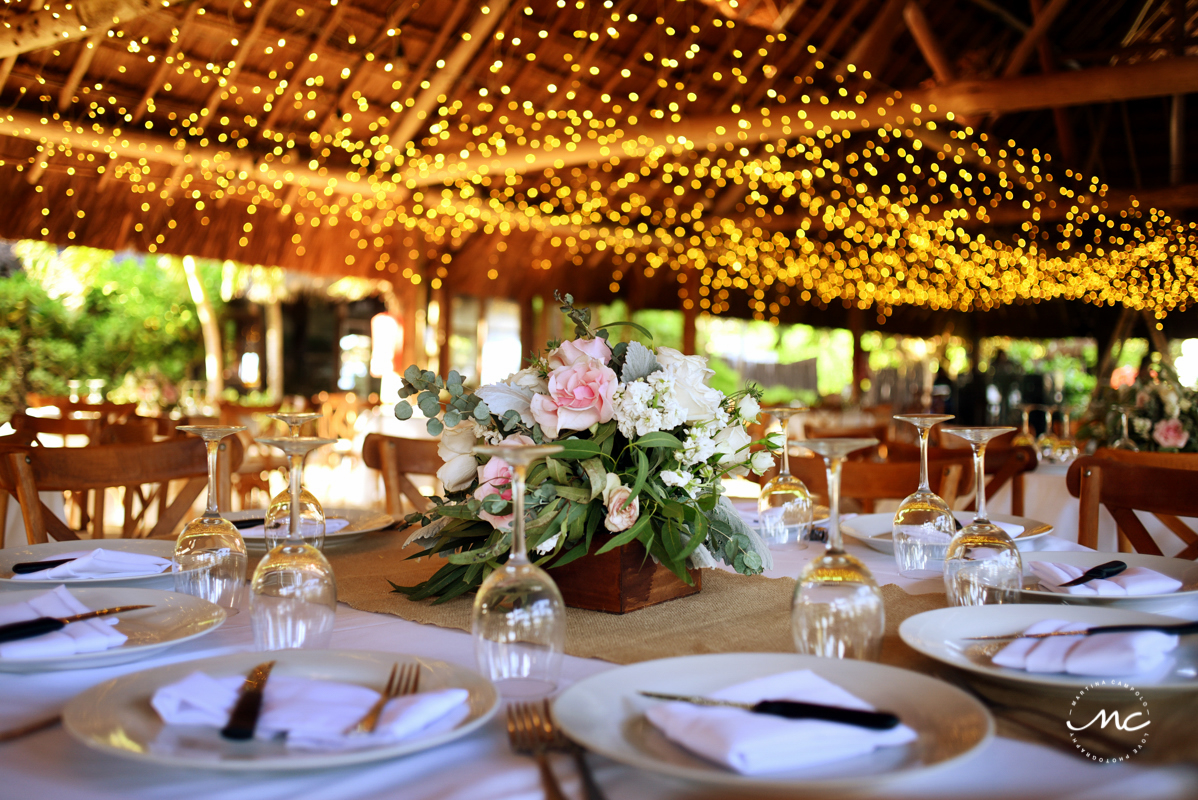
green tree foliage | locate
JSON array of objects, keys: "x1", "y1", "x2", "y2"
[{"x1": 0, "y1": 272, "x2": 79, "y2": 421}]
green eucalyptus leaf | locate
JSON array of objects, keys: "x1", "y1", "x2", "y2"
[
  {"x1": 394, "y1": 401, "x2": 414, "y2": 421},
  {"x1": 444, "y1": 409, "x2": 461, "y2": 428},
  {"x1": 426, "y1": 417, "x2": 444, "y2": 436}
]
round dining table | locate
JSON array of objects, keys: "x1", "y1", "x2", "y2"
[{"x1": 2, "y1": 530, "x2": 1196, "y2": 800}]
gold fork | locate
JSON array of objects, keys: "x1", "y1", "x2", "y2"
[
  {"x1": 507, "y1": 702, "x2": 568, "y2": 800},
  {"x1": 535, "y1": 700, "x2": 608, "y2": 800},
  {"x1": 344, "y1": 663, "x2": 420, "y2": 735}
]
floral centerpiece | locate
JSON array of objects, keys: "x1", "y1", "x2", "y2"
[
  {"x1": 1081, "y1": 361, "x2": 1198, "y2": 452},
  {"x1": 392, "y1": 294, "x2": 776, "y2": 604}
]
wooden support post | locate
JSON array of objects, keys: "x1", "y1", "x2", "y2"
[
  {"x1": 264, "y1": 300, "x2": 284, "y2": 403},
  {"x1": 849, "y1": 306, "x2": 867, "y2": 404},
  {"x1": 682, "y1": 301, "x2": 698, "y2": 356},
  {"x1": 520, "y1": 296, "x2": 537, "y2": 367},
  {"x1": 1092, "y1": 307, "x2": 1137, "y2": 400},
  {"x1": 1142, "y1": 309, "x2": 1175, "y2": 368},
  {"x1": 437, "y1": 287, "x2": 453, "y2": 378}
]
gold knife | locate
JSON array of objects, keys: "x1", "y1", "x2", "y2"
[
  {"x1": 220, "y1": 661, "x2": 276, "y2": 740},
  {"x1": 0, "y1": 606, "x2": 153, "y2": 644}
]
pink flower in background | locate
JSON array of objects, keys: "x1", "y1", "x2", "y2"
[
  {"x1": 1152, "y1": 417, "x2": 1189, "y2": 450},
  {"x1": 602, "y1": 475, "x2": 640, "y2": 532},
  {"x1": 530, "y1": 359, "x2": 617, "y2": 438},
  {"x1": 547, "y1": 338, "x2": 612, "y2": 368},
  {"x1": 1110, "y1": 365, "x2": 1138, "y2": 390},
  {"x1": 473, "y1": 434, "x2": 534, "y2": 528}
]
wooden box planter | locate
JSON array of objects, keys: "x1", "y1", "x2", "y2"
[{"x1": 550, "y1": 537, "x2": 701, "y2": 614}]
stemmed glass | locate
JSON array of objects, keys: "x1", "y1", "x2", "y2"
[
  {"x1": 1111, "y1": 406, "x2": 1139, "y2": 451},
  {"x1": 251, "y1": 436, "x2": 338, "y2": 650},
  {"x1": 757, "y1": 406, "x2": 814, "y2": 547},
  {"x1": 1012, "y1": 406, "x2": 1036, "y2": 448},
  {"x1": 1053, "y1": 406, "x2": 1079, "y2": 463},
  {"x1": 472, "y1": 442, "x2": 567, "y2": 697},
  {"x1": 263, "y1": 412, "x2": 326, "y2": 550},
  {"x1": 892, "y1": 414, "x2": 956, "y2": 578},
  {"x1": 173, "y1": 425, "x2": 248, "y2": 612},
  {"x1": 1036, "y1": 406, "x2": 1059, "y2": 463},
  {"x1": 791, "y1": 438, "x2": 884, "y2": 661},
  {"x1": 942, "y1": 427, "x2": 1022, "y2": 606}
]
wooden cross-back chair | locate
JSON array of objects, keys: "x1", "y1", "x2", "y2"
[
  {"x1": 1067, "y1": 452, "x2": 1198, "y2": 558},
  {"x1": 10, "y1": 411, "x2": 104, "y2": 446},
  {"x1": 787, "y1": 454, "x2": 974, "y2": 513},
  {"x1": 26, "y1": 395, "x2": 138, "y2": 423},
  {"x1": 362, "y1": 433, "x2": 442, "y2": 517},
  {"x1": 887, "y1": 442, "x2": 1038, "y2": 516},
  {"x1": 0, "y1": 436, "x2": 243, "y2": 544}
]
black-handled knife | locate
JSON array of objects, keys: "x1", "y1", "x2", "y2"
[
  {"x1": 227, "y1": 517, "x2": 266, "y2": 530},
  {"x1": 967, "y1": 620, "x2": 1198, "y2": 640},
  {"x1": 11, "y1": 558, "x2": 78, "y2": 575},
  {"x1": 221, "y1": 661, "x2": 276, "y2": 740},
  {"x1": 1059, "y1": 560, "x2": 1128, "y2": 587},
  {"x1": 0, "y1": 605, "x2": 153, "y2": 643},
  {"x1": 638, "y1": 691, "x2": 901, "y2": 730}
]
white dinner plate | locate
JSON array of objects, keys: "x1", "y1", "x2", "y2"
[
  {"x1": 1021, "y1": 550, "x2": 1198, "y2": 617},
  {"x1": 900, "y1": 604, "x2": 1198, "y2": 691},
  {"x1": 841, "y1": 512, "x2": 1053, "y2": 555},
  {"x1": 63, "y1": 649, "x2": 499, "y2": 771},
  {"x1": 0, "y1": 587, "x2": 225, "y2": 672},
  {"x1": 552, "y1": 653, "x2": 993, "y2": 792},
  {"x1": 226, "y1": 507, "x2": 395, "y2": 552},
  {"x1": 0, "y1": 539, "x2": 190, "y2": 591}
]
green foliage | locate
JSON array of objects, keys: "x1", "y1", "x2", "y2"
[{"x1": 0, "y1": 272, "x2": 79, "y2": 421}]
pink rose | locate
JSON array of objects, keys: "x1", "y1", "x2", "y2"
[
  {"x1": 602, "y1": 475, "x2": 639, "y2": 532},
  {"x1": 547, "y1": 338, "x2": 612, "y2": 369},
  {"x1": 530, "y1": 359, "x2": 617, "y2": 439},
  {"x1": 1152, "y1": 418, "x2": 1189, "y2": 450},
  {"x1": 474, "y1": 434, "x2": 535, "y2": 528}
]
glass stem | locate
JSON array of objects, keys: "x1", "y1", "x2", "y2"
[
  {"x1": 1122, "y1": 412, "x2": 1131, "y2": 441},
  {"x1": 779, "y1": 417, "x2": 791, "y2": 476},
  {"x1": 509, "y1": 463, "x2": 529, "y2": 566},
  {"x1": 972, "y1": 443, "x2": 989, "y2": 523},
  {"x1": 289, "y1": 453, "x2": 304, "y2": 541},
  {"x1": 205, "y1": 440, "x2": 221, "y2": 516},
  {"x1": 825, "y1": 455, "x2": 844, "y2": 553},
  {"x1": 917, "y1": 426, "x2": 931, "y2": 491}
]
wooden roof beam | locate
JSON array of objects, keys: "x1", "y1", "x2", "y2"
[
  {"x1": 745, "y1": 0, "x2": 838, "y2": 107},
  {"x1": 903, "y1": 2, "x2": 954, "y2": 84},
  {"x1": 58, "y1": 31, "x2": 108, "y2": 113},
  {"x1": 195, "y1": 0, "x2": 281, "y2": 135},
  {"x1": 259, "y1": 0, "x2": 353, "y2": 134},
  {"x1": 0, "y1": 0, "x2": 44, "y2": 96},
  {"x1": 1002, "y1": 0, "x2": 1070, "y2": 78},
  {"x1": 0, "y1": 0, "x2": 188, "y2": 59},
  {"x1": 131, "y1": 0, "x2": 203, "y2": 124}
]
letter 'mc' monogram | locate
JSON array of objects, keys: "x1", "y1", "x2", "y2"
[{"x1": 1067, "y1": 709, "x2": 1151, "y2": 733}]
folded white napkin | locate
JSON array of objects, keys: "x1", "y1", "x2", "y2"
[
  {"x1": 992, "y1": 619, "x2": 1179, "y2": 676},
  {"x1": 0, "y1": 585, "x2": 127, "y2": 659},
  {"x1": 10, "y1": 549, "x2": 173, "y2": 581},
  {"x1": 151, "y1": 670, "x2": 470, "y2": 751},
  {"x1": 1029, "y1": 561, "x2": 1184, "y2": 596},
  {"x1": 236, "y1": 518, "x2": 351, "y2": 540},
  {"x1": 643, "y1": 670, "x2": 917, "y2": 775}
]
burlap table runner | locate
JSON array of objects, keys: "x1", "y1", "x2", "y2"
[{"x1": 321, "y1": 533, "x2": 1197, "y2": 764}]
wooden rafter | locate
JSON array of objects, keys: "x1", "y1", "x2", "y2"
[
  {"x1": 745, "y1": 0, "x2": 838, "y2": 107},
  {"x1": 1001, "y1": 0, "x2": 1070, "y2": 77},
  {"x1": 544, "y1": 0, "x2": 636, "y2": 113},
  {"x1": 131, "y1": 1, "x2": 203, "y2": 124},
  {"x1": 0, "y1": 0, "x2": 188, "y2": 59},
  {"x1": 259, "y1": 0, "x2": 353, "y2": 134},
  {"x1": 839, "y1": 0, "x2": 906, "y2": 76},
  {"x1": 903, "y1": 2, "x2": 954, "y2": 84},
  {"x1": 58, "y1": 31, "x2": 108, "y2": 113},
  {"x1": 195, "y1": 0, "x2": 282, "y2": 135},
  {"x1": 792, "y1": 0, "x2": 872, "y2": 83}
]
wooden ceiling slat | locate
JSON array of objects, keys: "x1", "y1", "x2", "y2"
[
  {"x1": 196, "y1": 0, "x2": 283, "y2": 134},
  {"x1": 260, "y1": 0, "x2": 354, "y2": 134},
  {"x1": 131, "y1": 1, "x2": 204, "y2": 124}
]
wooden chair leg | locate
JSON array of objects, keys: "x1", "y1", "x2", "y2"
[
  {"x1": 8, "y1": 452, "x2": 47, "y2": 545},
  {"x1": 1011, "y1": 473, "x2": 1024, "y2": 517},
  {"x1": 1077, "y1": 464, "x2": 1102, "y2": 550},
  {"x1": 93, "y1": 485, "x2": 107, "y2": 539},
  {"x1": 0, "y1": 489, "x2": 7, "y2": 544}
]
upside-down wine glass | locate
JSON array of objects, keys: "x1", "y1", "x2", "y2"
[
  {"x1": 1053, "y1": 406, "x2": 1079, "y2": 463},
  {"x1": 1036, "y1": 406, "x2": 1059, "y2": 463},
  {"x1": 1111, "y1": 406, "x2": 1139, "y2": 451},
  {"x1": 891, "y1": 414, "x2": 956, "y2": 577},
  {"x1": 757, "y1": 406, "x2": 814, "y2": 547},
  {"x1": 173, "y1": 425, "x2": 248, "y2": 613},
  {"x1": 942, "y1": 426, "x2": 1022, "y2": 606},
  {"x1": 791, "y1": 438, "x2": 885, "y2": 661},
  {"x1": 1012, "y1": 405, "x2": 1036, "y2": 448},
  {"x1": 251, "y1": 436, "x2": 338, "y2": 650},
  {"x1": 263, "y1": 412, "x2": 327, "y2": 549},
  {"x1": 472, "y1": 442, "x2": 567, "y2": 698}
]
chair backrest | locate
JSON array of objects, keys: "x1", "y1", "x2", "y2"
[
  {"x1": 362, "y1": 433, "x2": 442, "y2": 517},
  {"x1": 316, "y1": 392, "x2": 381, "y2": 441},
  {"x1": 96, "y1": 416, "x2": 159, "y2": 445},
  {"x1": 788, "y1": 454, "x2": 975, "y2": 512},
  {"x1": 25, "y1": 396, "x2": 137, "y2": 423},
  {"x1": 0, "y1": 436, "x2": 244, "y2": 544},
  {"x1": 10, "y1": 411, "x2": 103, "y2": 446},
  {"x1": 1066, "y1": 455, "x2": 1198, "y2": 558},
  {"x1": 886, "y1": 441, "x2": 1037, "y2": 515}
]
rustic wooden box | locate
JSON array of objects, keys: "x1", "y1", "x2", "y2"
[{"x1": 551, "y1": 537, "x2": 701, "y2": 614}]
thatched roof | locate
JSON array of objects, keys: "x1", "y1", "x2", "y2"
[{"x1": 1, "y1": 0, "x2": 1197, "y2": 331}]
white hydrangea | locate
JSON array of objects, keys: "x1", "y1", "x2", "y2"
[
  {"x1": 678, "y1": 425, "x2": 717, "y2": 467},
  {"x1": 612, "y1": 372, "x2": 687, "y2": 438},
  {"x1": 1133, "y1": 417, "x2": 1153, "y2": 437},
  {"x1": 660, "y1": 469, "x2": 702, "y2": 499}
]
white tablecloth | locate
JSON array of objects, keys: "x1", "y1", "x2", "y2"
[{"x1": 2, "y1": 538, "x2": 1196, "y2": 800}]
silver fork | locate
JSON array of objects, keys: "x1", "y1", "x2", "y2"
[
  {"x1": 507, "y1": 702, "x2": 568, "y2": 800},
  {"x1": 536, "y1": 700, "x2": 608, "y2": 800},
  {"x1": 344, "y1": 663, "x2": 420, "y2": 735}
]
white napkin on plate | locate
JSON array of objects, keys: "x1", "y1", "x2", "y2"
[
  {"x1": 151, "y1": 671, "x2": 470, "y2": 751},
  {"x1": 10, "y1": 549, "x2": 172, "y2": 581},
  {"x1": 992, "y1": 619, "x2": 1179, "y2": 676},
  {"x1": 0, "y1": 585, "x2": 127, "y2": 659},
  {"x1": 643, "y1": 670, "x2": 917, "y2": 775},
  {"x1": 1029, "y1": 561, "x2": 1183, "y2": 596},
  {"x1": 236, "y1": 518, "x2": 351, "y2": 540}
]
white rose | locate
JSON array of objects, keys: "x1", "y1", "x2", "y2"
[
  {"x1": 750, "y1": 450, "x2": 775, "y2": 475},
  {"x1": 436, "y1": 421, "x2": 479, "y2": 492},
  {"x1": 712, "y1": 425, "x2": 753, "y2": 467},
  {"x1": 1161, "y1": 385, "x2": 1180, "y2": 418},
  {"x1": 655, "y1": 346, "x2": 723, "y2": 423},
  {"x1": 737, "y1": 395, "x2": 760, "y2": 424}
]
